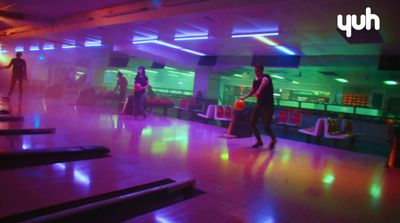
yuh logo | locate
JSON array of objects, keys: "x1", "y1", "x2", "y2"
[{"x1": 337, "y1": 7, "x2": 380, "y2": 38}]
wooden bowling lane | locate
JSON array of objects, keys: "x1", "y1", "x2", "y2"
[
  {"x1": 0, "y1": 157, "x2": 178, "y2": 221},
  {"x1": 0, "y1": 96, "x2": 399, "y2": 222},
  {"x1": 126, "y1": 194, "x2": 264, "y2": 223}
]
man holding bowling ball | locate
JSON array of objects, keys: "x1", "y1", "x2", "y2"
[{"x1": 240, "y1": 64, "x2": 277, "y2": 149}]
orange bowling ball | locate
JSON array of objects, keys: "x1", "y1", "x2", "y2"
[
  {"x1": 234, "y1": 99, "x2": 245, "y2": 111},
  {"x1": 134, "y1": 83, "x2": 142, "y2": 91}
]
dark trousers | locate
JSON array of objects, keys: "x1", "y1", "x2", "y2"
[
  {"x1": 134, "y1": 93, "x2": 146, "y2": 116},
  {"x1": 9, "y1": 74, "x2": 23, "y2": 98},
  {"x1": 119, "y1": 89, "x2": 126, "y2": 102},
  {"x1": 249, "y1": 106, "x2": 276, "y2": 143}
]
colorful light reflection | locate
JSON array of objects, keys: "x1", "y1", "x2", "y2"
[
  {"x1": 322, "y1": 174, "x2": 335, "y2": 184},
  {"x1": 369, "y1": 183, "x2": 381, "y2": 199},
  {"x1": 254, "y1": 36, "x2": 278, "y2": 46},
  {"x1": 141, "y1": 127, "x2": 153, "y2": 137},
  {"x1": 0, "y1": 54, "x2": 11, "y2": 66}
]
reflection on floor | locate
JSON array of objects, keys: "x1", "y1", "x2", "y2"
[{"x1": 0, "y1": 96, "x2": 399, "y2": 222}]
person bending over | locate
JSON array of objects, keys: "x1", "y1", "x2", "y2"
[{"x1": 241, "y1": 64, "x2": 277, "y2": 149}]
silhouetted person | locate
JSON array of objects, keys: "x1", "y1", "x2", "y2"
[
  {"x1": 2, "y1": 52, "x2": 27, "y2": 99},
  {"x1": 134, "y1": 66, "x2": 150, "y2": 119},
  {"x1": 113, "y1": 72, "x2": 128, "y2": 102},
  {"x1": 241, "y1": 64, "x2": 277, "y2": 149}
]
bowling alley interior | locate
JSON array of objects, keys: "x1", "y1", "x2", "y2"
[{"x1": 0, "y1": 0, "x2": 400, "y2": 222}]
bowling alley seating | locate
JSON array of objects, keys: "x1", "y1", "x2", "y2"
[
  {"x1": 276, "y1": 111, "x2": 289, "y2": 125},
  {"x1": 286, "y1": 112, "x2": 303, "y2": 127},
  {"x1": 276, "y1": 111, "x2": 302, "y2": 133},
  {"x1": 197, "y1": 104, "x2": 216, "y2": 123},
  {"x1": 214, "y1": 105, "x2": 232, "y2": 127},
  {"x1": 224, "y1": 105, "x2": 233, "y2": 120},
  {"x1": 176, "y1": 97, "x2": 205, "y2": 120},
  {"x1": 323, "y1": 118, "x2": 356, "y2": 147},
  {"x1": 298, "y1": 118, "x2": 325, "y2": 143},
  {"x1": 146, "y1": 97, "x2": 174, "y2": 115}
]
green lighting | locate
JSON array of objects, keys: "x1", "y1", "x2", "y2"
[
  {"x1": 233, "y1": 74, "x2": 244, "y2": 77},
  {"x1": 220, "y1": 152, "x2": 229, "y2": 160},
  {"x1": 335, "y1": 78, "x2": 349, "y2": 83},
  {"x1": 164, "y1": 66, "x2": 176, "y2": 70},
  {"x1": 292, "y1": 81, "x2": 300, "y2": 84},
  {"x1": 294, "y1": 91, "x2": 314, "y2": 96},
  {"x1": 141, "y1": 127, "x2": 152, "y2": 137},
  {"x1": 271, "y1": 74, "x2": 284, "y2": 79},
  {"x1": 168, "y1": 70, "x2": 194, "y2": 77},
  {"x1": 383, "y1": 80, "x2": 398, "y2": 85},
  {"x1": 301, "y1": 102, "x2": 325, "y2": 110},
  {"x1": 281, "y1": 149, "x2": 291, "y2": 164},
  {"x1": 112, "y1": 115, "x2": 118, "y2": 129},
  {"x1": 279, "y1": 100, "x2": 299, "y2": 108},
  {"x1": 151, "y1": 141, "x2": 167, "y2": 155},
  {"x1": 327, "y1": 105, "x2": 354, "y2": 114},
  {"x1": 355, "y1": 108, "x2": 380, "y2": 117},
  {"x1": 146, "y1": 70, "x2": 158, "y2": 74},
  {"x1": 369, "y1": 184, "x2": 381, "y2": 199},
  {"x1": 322, "y1": 174, "x2": 335, "y2": 184},
  {"x1": 118, "y1": 69, "x2": 135, "y2": 74}
]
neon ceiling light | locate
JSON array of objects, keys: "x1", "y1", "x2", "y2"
[
  {"x1": 174, "y1": 35, "x2": 209, "y2": 41},
  {"x1": 164, "y1": 66, "x2": 176, "y2": 70},
  {"x1": 0, "y1": 49, "x2": 7, "y2": 53},
  {"x1": 181, "y1": 48, "x2": 205, "y2": 56},
  {"x1": 275, "y1": 46, "x2": 296, "y2": 55},
  {"x1": 292, "y1": 81, "x2": 300, "y2": 84},
  {"x1": 146, "y1": 70, "x2": 159, "y2": 74},
  {"x1": 132, "y1": 39, "x2": 205, "y2": 56},
  {"x1": 43, "y1": 44, "x2": 55, "y2": 50},
  {"x1": 271, "y1": 74, "x2": 284, "y2": 79},
  {"x1": 84, "y1": 40, "x2": 102, "y2": 47},
  {"x1": 233, "y1": 74, "x2": 244, "y2": 77},
  {"x1": 132, "y1": 39, "x2": 158, "y2": 44},
  {"x1": 231, "y1": 32, "x2": 279, "y2": 38},
  {"x1": 157, "y1": 40, "x2": 182, "y2": 49},
  {"x1": 62, "y1": 44, "x2": 76, "y2": 49},
  {"x1": 168, "y1": 70, "x2": 194, "y2": 77},
  {"x1": 254, "y1": 36, "x2": 278, "y2": 46},
  {"x1": 335, "y1": 78, "x2": 349, "y2": 83},
  {"x1": 254, "y1": 36, "x2": 297, "y2": 55},
  {"x1": 29, "y1": 46, "x2": 40, "y2": 51},
  {"x1": 62, "y1": 39, "x2": 76, "y2": 49},
  {"x1": 383, "y1": 80, "x2": 398, "y2": 85},
  {"x1": 15, "y1": 46, "x2": 24, "y2": 52}
]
